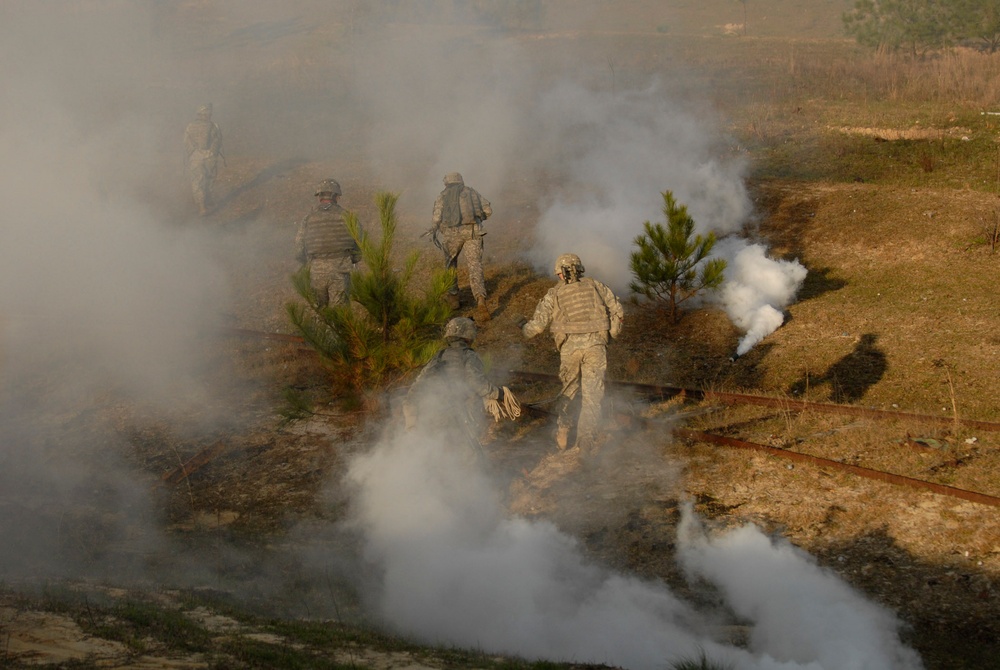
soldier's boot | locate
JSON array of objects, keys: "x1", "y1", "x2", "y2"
[
  {"x1": 555, "y1": 425, "x2": 570, "y2": 451},
  {"x1": 474, "y1": 296, "x2": 491, "y2": 322},
  {"x1": 446, "y1": 293, "x2": 461, "y2": 310}
]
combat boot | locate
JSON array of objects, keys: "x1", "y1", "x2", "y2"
[
  {"x1": 446, "y1": 293, "x2": 461, "y2": 310},
  {"x1": 475, "y1": 296, "x2": 491, "y2": 322}
]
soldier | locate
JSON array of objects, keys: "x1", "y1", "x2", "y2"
[
  {"x1": 430, "y1": 172, "x2": 493, "y2": 321},
  {"x1": 182, "y1": 103, "x2": 223, "y2": 216},
  {"x1": 295, "y1": 179, "x2": 361, "y2": 308},
  {"x1": 521, "y1": 253, "x2": 624, "y2": 456},
  {"x1": 403, "y1": 317, "x2": 512, "y2": 458}
]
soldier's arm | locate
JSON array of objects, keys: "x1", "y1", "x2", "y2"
[
  {"x1": 595, "y1": 282, "x2": 625, "y2": 338},
  {"x1": 211, "y1": 124, "x2": 223, "y2": 154},
  {"x1": 294, "y1": 218, "x2": 307, "y2": 261},
  {"x1": 464, "y1": 353, "x2": 500, "y2": 400},
  {"x1": 478, "y1": 192, "x2": 492, "y2": 219},
  {"x1": 522, "y1": 289, "x2": 556, "y2": 339},
  {"x1": 431, "y1": 195, "x2": 444, "y2": 226}
]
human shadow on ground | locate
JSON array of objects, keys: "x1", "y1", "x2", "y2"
[
  {"x1": 788, "y1": 333, "x2": 887, "y2": 403},
  {"x1": 216, "y1": 157, "x2": 309, "y2": 210}
]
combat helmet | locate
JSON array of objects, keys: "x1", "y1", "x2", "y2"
[
  {"x1": 197, "y1": 103, "x2": 212, "y2": 117},
  {"x1": 443, "y1": 317, "x2": 477, "y2": 343},
  {"x1": 443, "y1": 172, "x2": 464, "y2": 186},
  {"x1": 554, "y1": 253, "x2": 584, "y2": 277},
  {"x1": 315, "y1": 179, "x2": 342, "y2": 197}
]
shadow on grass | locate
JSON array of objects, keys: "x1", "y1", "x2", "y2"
[{"x1": 788, "y1": 332, "x2": 886, "y2": 403}]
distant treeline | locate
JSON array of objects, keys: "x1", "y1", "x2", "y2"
[{"x1": 845, "y1": 0, "x2": 1000, "y2": 55}]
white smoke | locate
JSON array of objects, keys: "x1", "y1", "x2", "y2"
[
  {"x1": 345, "y1": 427, "x2": 923, "y2": 670},
  {"x1": 712, "y1": 238, "x2": 809, "y2": 356}
]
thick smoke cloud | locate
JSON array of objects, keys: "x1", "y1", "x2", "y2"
[
  {"x1": 343, "y1": 16, "x2": 803, "y2": 351},
  {"x1": 0, "y1": 2, "x2": 238, "y2": 580},
  {"x1": 344, "y1": 426, "x2": 923, "y2": 670}
]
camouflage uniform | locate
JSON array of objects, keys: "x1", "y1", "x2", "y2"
[
  {"x1": 183, "y1": 104, "x2": 223, "y2": 215},
  {"x1": 403, "y1": 318, "x2": 501, "y2": 454},
  {"x1": 295, "y1": 180, "x2": 360, "y2": 308},
  {"x1": 431, "y1": 173, "x2": 492, "y2": 309},
  {"x1": 522, "y1": 255, "x2": 624, "y2": 453}
]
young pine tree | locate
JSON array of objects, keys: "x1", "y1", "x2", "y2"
[
  {"x1": 287, "y1": 191, "x2": 454, "y2": 403},
  {"x1": 629, "y1": 190, "x2": 727, "y2": 323}
]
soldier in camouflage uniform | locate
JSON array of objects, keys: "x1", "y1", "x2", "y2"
[
  {"x1": 295, "y1": 179, "x2": 361, "y2": 308},
  {"x1": 522, "y1": 253, "x2": 624, "y2": 455},
  {"x1": 182, "y1": 103, "x2": 223, "y2": 216},
  {"x1": 430, "y1": 172, "x2": 493, "y2": 320},
  {"x1": 402, "y1": 318, "x2": 506, "y2": 457}
]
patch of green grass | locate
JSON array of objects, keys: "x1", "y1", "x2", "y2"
[
  {"x1": 87, "y1": 600, "x2": 214, "y2": 654},
  {"x1": 222, "y1": 636, "x2": 353, "y2": 670}
]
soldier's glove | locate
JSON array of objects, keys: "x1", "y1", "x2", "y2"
[
  {"x1": 496, "y1": 387, "x2": 505, "y2": 403},
  {"x1": 515, "y1": 317, "x2": 528, "y2": 329}
]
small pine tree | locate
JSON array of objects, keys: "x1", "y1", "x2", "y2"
[
  {"x1": 287, "y1": 191, "x2": 454, "y2": 405},
  {"x1": 629, "y1": 190, "x2": 727, "y2": 323}
]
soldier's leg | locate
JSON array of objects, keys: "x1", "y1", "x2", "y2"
[
  {"x1": 328, "y1": 256, "x2": 354, "y2": 306},
  {"x1": 204, "y1": 156, "x2": 218, "y2": 207},
  {"x1": 576, "y1": 345, "x2": 608, "y2": 454},
  {"x1": 309, "y1": 257, "x2": 336, "y2": 308},
  {"x1": 438, "y1": 228, "x2": 465, "y2": 307},
  {"x1": 464, "y1": 226, "x2": 486, "y2": 301},
  {"x1": 556, "y1": 347, "x2": 584, "y2": 449},
  {"x1": 190, "y1": 163, "x2": 208, "y2": 214}
]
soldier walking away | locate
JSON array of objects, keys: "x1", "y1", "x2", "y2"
[
  {"x1": 403, "y1": 317, "x2": 518, "y2": 462},
  {"x1": 521, "y1": 253, "x2": 624, "y2": 458},
  {"x1": 295, "y1": 179, "x2": 361, "y2": 308},
  {"x1": 429, "y1": 172, "x2": 493, "y2": 321},
  {"x1": 182, "y1": 103, "x2": 223, "y2": 216}
]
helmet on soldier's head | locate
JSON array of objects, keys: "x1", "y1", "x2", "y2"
[
  {"x1": 315, "y1": 179, "x2": 342, "y2": 197},
  {"x1": 554, "y1": 253, "x2": 584, "y2": 276},
  {"x1": 197, "y1": 103, "x2": 212, "y2": 117},
  {"x1": 443, "y1": 317, "x2": 477, "y2": 343},
  {"x1": 443, "y1": 172, "x2": 464, "y2": 186}
]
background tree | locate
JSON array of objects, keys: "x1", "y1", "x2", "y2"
[
  {"x1": 287, "y1": 191, "x2": 453, "y2": 406},
  {"x1": 955, "y1": 0, "x2": 1000, "y2": 52},
  {"x1": 843, "y1": 0, "x2": 954, "y2": 56},
  {"x1": 629, "y1": 191, "x2": 727, "y2": 323}
]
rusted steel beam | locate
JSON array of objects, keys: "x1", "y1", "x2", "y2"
[
  {"x1": 674, "y1": 428, "x2": 1000, "y2": 508},
  {"x1": 507, "y1": 370, "x2": 1000, "y2": 433}
]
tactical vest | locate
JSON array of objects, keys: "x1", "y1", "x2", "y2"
[
  {"x1": 550, "y1": 278, "x2": 611, "y2": 334},
  {"x1": 185, "y1": 120, "x2": 220, "y2": 153},
  {"x1": 302, "y1": 205, "x2": 357, "y2": 258},
  {"x1": 440, "y1": 187, "x2": 490, "y2": 226}
]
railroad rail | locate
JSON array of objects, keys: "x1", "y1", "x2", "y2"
[
  {"x1": 216, "y1": 328, "x2": 1000, "y2": 507},
  {"x1": 507, "y1": 370, "x2": 1000, "y2": 433},
  {"x1": 674, "y1": 428, "x2": 1000, "y2": 508}
]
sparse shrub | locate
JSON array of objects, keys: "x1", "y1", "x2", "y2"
[
  {"x1": 287, "y1": 191, "x2": 453, "y2": 406},
  {"x1": 629, "y1": 191, "x2": 727, "y2": 323}
]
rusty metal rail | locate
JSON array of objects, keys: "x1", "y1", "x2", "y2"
[
  {"x1": 507, "y1": 370, "x2": 1000, "y2": 433},
  {"x1": 674, "y1": 429, "x2": 1000, "y2": 508}
]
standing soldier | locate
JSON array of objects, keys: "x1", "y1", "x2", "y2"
[
  {"x1": 521, "y1": 253, "x2": 624, "y2": 456},
  {"x1": 295, "y1": 179, "x2": 360, "y2": 308},
  {"x1": 182, "y1": 103, "x2": 223, "y2": 216},
  {"x1": 430, "y1": 172, "x2": 492, "y2": 321}
]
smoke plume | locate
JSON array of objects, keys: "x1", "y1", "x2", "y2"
[{"x1": 344, "y1": 424, "x2": 923, "y2": 670}]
